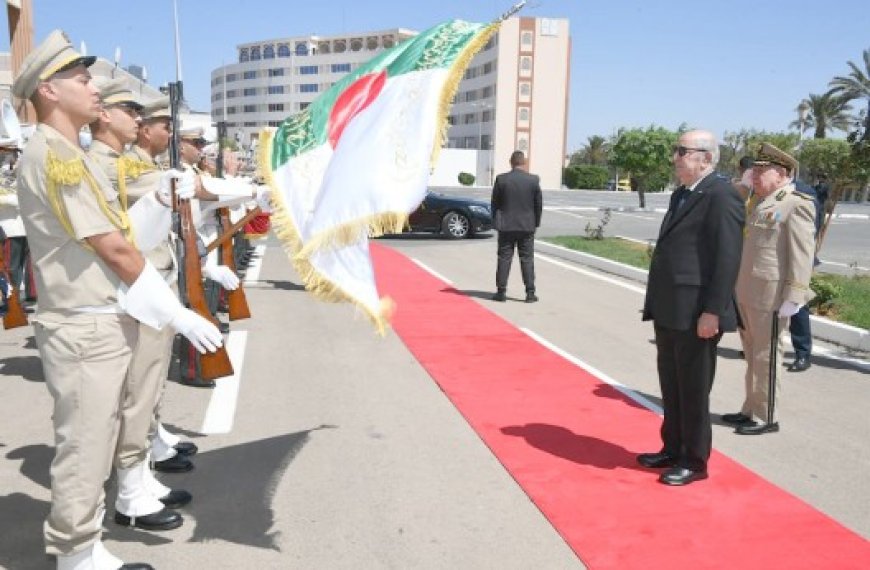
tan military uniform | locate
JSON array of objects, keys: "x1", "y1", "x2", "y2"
[
  {"x1": 735, "y1": 183, "x2": 816, "y2": 422},
  {"x1": 17, "y1": 123, "x2": 139, "y2": 555},
  {"x1": 89, "y1": 140, "x2": 177, "y2": 469}
]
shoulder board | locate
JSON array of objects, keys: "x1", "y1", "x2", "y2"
[{"x1": 45, "y1": 149, "x2": 86, "y2": 186}]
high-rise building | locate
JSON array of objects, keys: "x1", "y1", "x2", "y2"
[{"x1": 210, "y1": 17, "x2": 570, "y2": 188}]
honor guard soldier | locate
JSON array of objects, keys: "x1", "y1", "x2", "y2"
[
  {"x1": 88, "y1": 78, "x2": 198, "y2": 525},
  {"x1": 13, "y1": 30, "x2": 222, "y2": 569},
  {"x1": 723, "y1": 143, "x2": 816, "y2": 435}
]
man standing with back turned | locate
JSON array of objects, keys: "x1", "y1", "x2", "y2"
[
  {"x1": 639, "y1": 130, "x2": 744, "y2": 486},
  {"x1": 490, "y1": 150, "x2": 542, "y2": 303}
]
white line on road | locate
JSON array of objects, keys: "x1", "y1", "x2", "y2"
[
  {"x1": 817, "y1": 259, "x2": 870, "y2": 272},
  {"x1": 812, "y1": 346, "x2": 870, "y2": 371},
  {"x1": 543, "y1": 206, "x2": 599, "y2": 211},
  {"x1": 521, "y1": 327, "x2": 663, "y2": 415},
  {"x1": 411, "y1": 257, "x2": 455, "y2": 285},
  {"x1": 534, "y1": 252, "x2": 647, "y2": 294},
  {"x1": 546, "y1": 209, "x2": 594, "y2": 221},
  {"x1": 243, "y1": 243, "x2": 268, "y2": 284},
  {"x1": 201, "y1": 331, "x2": 248, "y2": 434},
  {"x1": 611, "y1": 211, "x2": 656, "y2": 221}
]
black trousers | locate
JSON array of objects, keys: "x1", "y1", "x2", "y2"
[
  {"x1": 496, "y1": 231, "x2": 535, "y2": 292},
  {"x1": 654, "y1": 324, "x2": 722, "y2": 471},
  {"x1": 2, "y1": 236, "x2": 35, "y2": 300},
  {"x1": 789, "y1": 305, "x2": 812, "y2": 359}
]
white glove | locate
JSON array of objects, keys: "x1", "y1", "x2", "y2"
[
  {"x1": 118, "y1": 262, "x2": 223, "y2": 354},
  {"x1": 254, "y1": 185, "x2": 272, "y2": 212},
  {"x1": 203, "y1": 263, "x2": 240, "y2": 290},
  {"x1": 157, "y1": 169, "x2": 196, "y2": 204},
  {"x1": 778, "y1": 300, "x2": 801, "y2": 317},
  {"x1": 169, "y1": 308, "x2": 223, "y2": 353}
]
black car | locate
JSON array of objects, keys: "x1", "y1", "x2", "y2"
[{"x1": 407, "y1": 191, "x2": 493, "y2": 239}]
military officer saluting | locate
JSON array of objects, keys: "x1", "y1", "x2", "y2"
[
  {"x1": 13, "y1": 30, "x2": 222, "y2": 569},
  {"x1": 723, "y1": 143, "x2": 816, "y2": 435}
]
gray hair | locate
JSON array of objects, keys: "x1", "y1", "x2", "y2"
[{"x1": 692, "y1": 131, "x2": 720, "y2": 167}]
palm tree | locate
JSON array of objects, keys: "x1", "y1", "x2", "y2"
[
  {"x1": 829, "y1": 48, "x2": 870, "y2": 139},
  {"x1": 581, "y1": 135, "x2": 609, "y2": 165},
  {"x1": 789, "y1": 93, "x2": 853, "y2": 139}
]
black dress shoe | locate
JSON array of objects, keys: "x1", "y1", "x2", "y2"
[
  {"x1": 153, "y1": 454, "x2": 194, "y2": 473},
  {"x1": 788, "y1": 356, "x2": 811, "y2": 372},
  {"x1": 174, "y1": 441, "x2": 198, "y2": 456},
  {"x1": 159, "y1": 489, "x2": 192, "y2": 509},
  {"x1": 636, "y1": 451, "x2": 676, "y2": 468},
  {"x1": 218, "y1": 321, "x2": 230, "y2": 334},
  {"x1": 120, "y1": 564, "x2": 154, "y2": 569},
  {"x1": 721, "y1": 412, "x2": 756, "y2": 426},
  {"x1": 658, "y1": 466, "x2": 708, "y2": 486},
  {"x1": 735, "y1": 422, "x2": 779, "y2": 435},
  {"x1": 179, "y1": 377, "x2": 216, "y2": 389},
  {"x1": 492, "y1": 291, "x2": 506, "y2": 302},
  {"x1": 525, "y1": 292, "x2": 539, "y2": 303},
  {"x1": 114, "y1": 508, "x2": 183, "y2": 531}
]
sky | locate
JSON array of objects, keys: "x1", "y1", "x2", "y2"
[{"x1": 4, "y1": 0, "x2": 869, "y2": 152}]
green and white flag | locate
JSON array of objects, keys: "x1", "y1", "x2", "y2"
[{"x1": 259, "y1": 19, "x2": 498, "y2": 332}]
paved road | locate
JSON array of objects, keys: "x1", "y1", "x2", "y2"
[
  {"x1": 1, "y1": 235, "x2": 867, "y2": 568},
  {"x1": 430, "y1": 187, "x2": 870, "y2": 274}
]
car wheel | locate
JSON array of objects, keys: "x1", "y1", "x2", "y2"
[{"x1": 441, "y1": 211, "x2": 470, "y2": 239}]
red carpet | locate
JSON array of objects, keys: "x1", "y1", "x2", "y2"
[{"x1": 371, "y1": 244, "x2": 870, "y2": 569}]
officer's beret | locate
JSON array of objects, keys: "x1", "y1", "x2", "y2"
[
  {"x1": 139, "y1": 96, "x2": 171, "y2": 121},
  {"x1": 12, "y1": 30, "x2": 96, "y2": 100},
  {"x1": 754, "y1": 142, "x2": 798, "y2": 174},
  {"x1": 95, "y1": 77, "x2": 144, "y2": 110}
]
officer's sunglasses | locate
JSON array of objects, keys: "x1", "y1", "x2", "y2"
[{"x1": 672, "y1": 145, "x2": 708, "y2": 157}]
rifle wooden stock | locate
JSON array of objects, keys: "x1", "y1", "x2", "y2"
[
  {"x1": 178, "y1": 193, "x2": 234, "y2": 380},
  {"x1": 0, "y1": 242, "x2": 28, "y2": 329},
  {"x1": 219, "y1": 207, "x2": 251, "y2": 321},
  {"x1": 205, "y1": 206, "x2": 262, "y2": 254}
]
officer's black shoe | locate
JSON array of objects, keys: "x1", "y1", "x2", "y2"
[
  {"x1": 492, "y1": 290, "x2": 506, "y2": 302},
  {"x1": 179, "y1": 377, "x2": 216, "y2": 389},
  {"x1": 735, "y1": 422, "x2": 779, "y2": 435},
  {"x1": 114, "y1": 508, "x2": 183, "y2": 531},
  {"x1": 218, "y1": 321, "x2": 230, "y2": 334},
  {"x1": 721, "y1": 412, "x2": 756, "y2": 426},
  {"x1": 120, "y1": 564, "x2": 154, "y2": 569},
  {"x1": 159, "y1": 489, "x2": 192, "y2": 509},
  {"x1": 525, "y1": 292, "x2": 538, "y2": 303},
  {"x1": 658, "y1": 466, "x2": 708, "y2": 486},
  {"x1": 174, "y1": 441, "x2": 198, "y2": 456},
  {"x1": 636, "y1": 451, "x2": 676, "y2": 468},
  {"x1": 153, "y1": 454, "x2": 194, "y2": 473},
  {"x1": 788, "y1": 356, "x2": 811, "y2": 372}
]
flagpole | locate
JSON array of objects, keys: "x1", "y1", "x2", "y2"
[
  {"x1": 497, "y1": 0, "x2": 527, "y2": 22},
  {"x1": 172, "y1": 0, "x2": 183, "y2": 82}
]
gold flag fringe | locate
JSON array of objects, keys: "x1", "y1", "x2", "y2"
[
  {"x1": 296, "y1": 211, "x2": 408, "y2": 259},
  {"x1": 256, "y1": 128, "x2": 392, "y2": 334}
]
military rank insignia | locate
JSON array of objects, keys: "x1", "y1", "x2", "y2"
[{"x1": 775, "y1": 190, "x2": 786, "y2": 200}]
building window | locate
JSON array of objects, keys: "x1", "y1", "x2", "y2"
[
  {"x1": 268, "y1": 85, "x2": 284, "y2": 95},
  {"x1": 331, "y1": 63, "x2": 351, "y2": 73},
  {"x1": 278, "y1": 44, "x2": 291, "y2": 57},
  {"x1": 482, "y1": 110, "x2": 493, "y2": 122},
  {"x1": 519, "y1": 83, "x2": 531, "y2": 97},
  {"x1": 295, "y1": 42, "x2": 309, "y2": 56},
  {"x1": 318, "y1": 41, "x2": 331, "y2": 54},
  {"x1": 517, "y1": 135, "x2": 529, "y2": 151},
  {"x1": 263, "y1": 45, "x2": 275, "y2": 59},
  {"x1": 268, "y1": 120, "x2": 283, "y2": 127},
  {"x1": 541, "y1": 18, "x2": 559, "y2": 37},
  {"x1": 482, "y1": 85, "x2": 494, "y2": 98},
  {"x1": 299, "y1": 65, "x2": 319, "y2": 75},
  {"x1": 520, "y1": 57, "x2": 532, "y2": 72},
  {"x1": 334, "y1": 39, "x2": 346, "y2": 53},
  {"x1": 464, "y1": 136, "x2": 476, "y2": 148},
  {"x1": 244, "y1": 122, "x2": 257, "y2": 127},
  {"x1": 250, "y1": 46, "x2": 261, "y2": 60},
  {"x1": 366, "y1": 37, "x2": 379, "y2": 50},
  {"x1": 226, "y1": 106, "x2": 237, "y2": 115},
  {"x1": 350, "y1": 38, "x2": 363, "y2": 52},
  {"x1": 299, "y1": 84, "x2": 318, "y2": 93},
  {"x1": 239, "y1": 48, "x2": 249, "y2": 63},
  {"x1": 518, "y1": 107, "x2": 530, "y2": 122},
  {"x1": 213, "y1": 93, "x2": 223, "y2": 101},
  {"x1": 243, "y1": 87, "x2": 257, "y2": 96},
  {"x1": 521, "y1": 31, "x2": 533, "y2": 46},
  {"x1": 243, "y1": 70, "x2": 257, "y2": 80},
  {"x1": 465, "y1": 91, "x2": 477, "y2": 102},
  {"x1": 268, "y1": 68, "x2": 284, "y2": 77},
  {"x1": 483, "y1": 62, "x2": 494, "y2": 74},
  {"x1": 243, "y1": 105, "x2": 257, "y2": 113},
  {"x1": 298, "y1": 102, "x2": 310, "y2": 111},
  {"x1": 383, "y1": 35, "x2": 395, "y2": 48},
  {"x1": 226, "y1": 73, "x2": 237, "y2": 82},
  {"x1": 463, "y1": 113, "x2": 475, "y2": 125},
  {"x1": 268, "y1": 103, "x2": 285, "y2": 112},
  {"x1": 226, "y1": 90, "x2": 237, "y2": 98},
  {"x1": 481, "y1": 134, "x2": 492, "y2": 149}
]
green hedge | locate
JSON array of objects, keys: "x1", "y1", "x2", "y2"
[
  {"x1": 458, "y1": 172, "x2": 475, "y2": 186},
  {"x1": 563, "y1": 165, "x2": 609, "y2": 189}
]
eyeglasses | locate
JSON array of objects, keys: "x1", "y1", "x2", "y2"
[{"x1": 672, "y1": 145, "x2": 709, "y2": 157}]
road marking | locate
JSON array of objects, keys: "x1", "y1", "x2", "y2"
[
  {"x1": 543, "y1": 206, "x2": 599, "y2": 211},
  {"x1": 818, "y1": 259, "x2": 870, "y2": 272},
  {"x1": 535, "y1": 252, "x2": 647, "y2": 294},
  {"x1": 411, "y1": 257, "x2": 455, "y2": 285},
  {"x1": 813, "y1": 346, "x2": 870, "y2": 371},
  {"x1": 546, "y1": 209, "x2": 594, "y2": 221},
  {"x1": 243, "y1": 243, "x2": 267, "y2": 284},
  {"x1": 612, "y1": 211, "x2": 656, "y2": 221},
  {"x1": 201, "y1": 330, "x2": 248, "y2": 434},
  {"x1": 521, "y1": 327, "x2": 663, "y2": 415}
]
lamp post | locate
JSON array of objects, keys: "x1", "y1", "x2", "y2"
[
  {"x1": 472, "y1": 100, "x2": 492, "y2": 186},
  {"x1": 796, "y1": 100, "x2": 810, "y2": 179}
]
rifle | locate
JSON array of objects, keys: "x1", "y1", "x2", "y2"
[
  {"x1": 0, "y1": 238, "x2": 28, "y2": 329},
  {"x1": 214, "y1": 120, "x2": 250, "y2": 321},
  {"x1": 168, "y1": 82, "x2": 233, "y2": 380}
]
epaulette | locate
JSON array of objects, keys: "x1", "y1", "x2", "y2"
[
  {"x1": 793, "y1": 191, "x2": 814, "y2": 201},
  {"x1": 118, "y1": 155, "x2": 155, "y2": 180},
  {"x1": 45, "y1": 150, "x2": 85, "y2": 186}
]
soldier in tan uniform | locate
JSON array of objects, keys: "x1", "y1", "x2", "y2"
[
  {"x1": 723, "y1": 143, "x2": 816, "y2": 435},
  {"x1": 13, "y1": 30, "x2": 222, "y2": 570}
]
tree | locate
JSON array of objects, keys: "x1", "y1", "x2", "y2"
[
  {"x1": 744, "y1": 130, "x2": 800, "y2": 156},
  {"x1": 569, "y1": 135, "x2": 609, "y2": 166},
  {"x1": 609, "y1": 126, "x2": 679, "y2": 207},
  {"x1": 829, "y1": 48, "x2": 870, "y2": 141},
  {"x1": 788, "y1": 93, "x2": 853, "y2": 139},
  {"x1": 797, "y1": 139, "x2": 853, "y2": 183},
  {"x1": 563, "y1": 165, "x2": 609, "y2": 189}
]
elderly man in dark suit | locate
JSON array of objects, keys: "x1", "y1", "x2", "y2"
[
  {"x1": 638, "y1": 130, "x2": 745, "y2": 486},
  {"x1": 490, "y1": 150, "x2": 543, "y2": 303}
]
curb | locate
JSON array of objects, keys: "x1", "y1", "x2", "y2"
[{"x1": 536, "y1": 240, "x2": 869, "y2": 353}]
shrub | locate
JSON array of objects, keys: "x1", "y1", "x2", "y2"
[
  {"x1": 458, "y1": 172, "x2": 475, "y2": 186},
  {"x1": 564, "y1": 165, "x2": 609, "y2": 189},
  {"x1": 584, "y1": 208, "x2": 611, "y2": 239},
  {"x1": 809, "y1": 274, "x2": 842, "y2": 315}
]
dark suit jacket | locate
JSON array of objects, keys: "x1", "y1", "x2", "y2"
[
  {"x1": 490, "y1": 168, "x2": 543, "y2": 233},
  {"x1": 642, "y1": 172, "x2": 745, "y2": 332}
]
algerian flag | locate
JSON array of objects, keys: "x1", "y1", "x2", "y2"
[{"x1": 259, "y1": 19, "x2": 498, "y2": 333}]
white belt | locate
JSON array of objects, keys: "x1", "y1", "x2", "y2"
[{"x1": 74, "y1": 305, "x2": 122, "y2": 314}]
